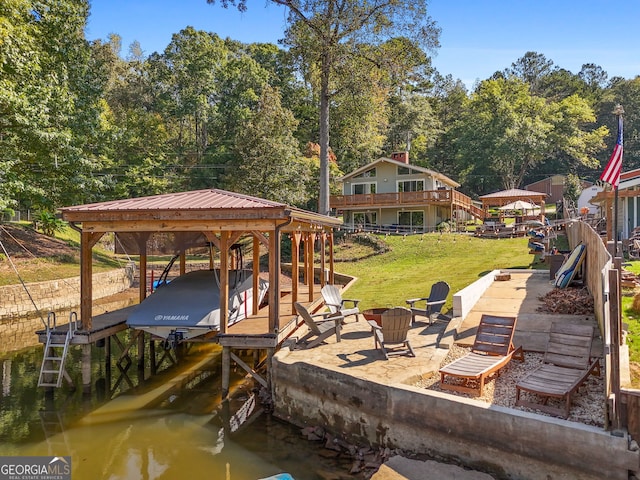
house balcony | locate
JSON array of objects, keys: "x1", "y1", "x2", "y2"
[{"x1": 330, "y1": 190, "x2": 484, "y2": 219}]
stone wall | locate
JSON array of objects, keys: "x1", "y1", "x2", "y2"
[
  {"x1": 0, "y1": 264, "x2": 135, "y2": 353},
  {"x1": 272, "y1": 355, "x2": 639, "y2": 480},
  {"x1": 0, "y1": 263, "x2": 135, "y2": 319}
]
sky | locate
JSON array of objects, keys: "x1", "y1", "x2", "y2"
[{"x1": 86, "y1": 0, "x2": 640, "y2": 90}]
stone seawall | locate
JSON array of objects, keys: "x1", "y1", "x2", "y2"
[{"x1": 0, "y1": 264, "x2": 135, "y2": 353}]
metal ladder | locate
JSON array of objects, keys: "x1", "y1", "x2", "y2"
[{"x1": 38, "y1": 312, "x2": 77, "y2": 388}]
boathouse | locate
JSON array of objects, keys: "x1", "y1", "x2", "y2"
[{"x1": 42, "y1": 189, "x2": 344, "y2": 397}]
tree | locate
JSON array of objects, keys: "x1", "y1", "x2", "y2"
[
  {"x1": 504, "y1": 51, "x2": 554, "y2": 94},
  {"x1": 227, "y1": 85, "x2": 311, "y2": 205},
  {"x1": 0, "y1": 0, "x2": 107, "y2": 212},
  {"x1": 454, "y1": 78, "x2": 607, "y2": 196},
  {"x1": 208, "y1": 0, "x2": 440, "y2": 215}
]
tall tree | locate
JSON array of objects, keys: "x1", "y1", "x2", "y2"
[
  {"x1": 454, "y1": 78, "x2": 606, "y2": 196},
  {"x1": 208, "y1": 0, "x2": 440, "y2": 215},
  {"x1": 227, "y1": 85, "x2": 311, "y2": 205}
]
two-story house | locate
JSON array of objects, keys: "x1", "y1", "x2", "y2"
[{"x1": 330, "y1": 152, "x2": 483, "y2": 232}]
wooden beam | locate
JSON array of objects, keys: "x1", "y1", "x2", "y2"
[
  {"x1": 291, "y1": 232, "x2": 301, "y2": 313},
  {"x1": 307, "y1": 232, "x2": 316, "y2": 302},
  {"x1": 75, "y1": 218, "x2": 282, "y2": 233},
  {"x1": 80, "y1": 231, "x2": 104, "y2": 330},
  {"x1": 229, "y1": 351, "x2": 267, "y2": 388},
  {"x1": 329, "y1": 231, "x2": 335, "y2": 284},
  {"x1": 268, "y1": 229, "x2": 278, "y2": 332},
  {"x1": 253, "y1": 235, "x2": 260, "y2": 315},
  {"x1": 219, "y1": 231, "x2": 230, "y2": 334}
]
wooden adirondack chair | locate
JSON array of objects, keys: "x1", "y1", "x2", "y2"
[
  {"x1": 406, "y1": 281, "x2": 450, "y2": 324},
  {"x1": 515, "y1": 322, "x2": 600, "y2": 418},
  {"x1": 321, "y1": 284, "x2": 360, "y2": 321},
  {"x1": 439, "y1": 314, "x2": 524, "y2": 395},
  {"x1": 294, "y1": 302, "x2": 343, "y2": 349},
  {"x1": 368, "y1": 307, "x2": 415, "y2": 360}
]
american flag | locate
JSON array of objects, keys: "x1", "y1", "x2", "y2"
[{"x1": 600, "y1": 115, "x2": 624, "y2": 187}]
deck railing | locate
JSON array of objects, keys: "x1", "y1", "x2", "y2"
[{"x1": 330, "y1": 189, "x2": 484, "y2": 219}]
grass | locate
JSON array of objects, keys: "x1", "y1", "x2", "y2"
[
  {"x1": 332, "y1": 232, "x2": 543, "y2": 313},
  {"x1": 0, "y1": 225, "x2": 126, "y2": 286}
]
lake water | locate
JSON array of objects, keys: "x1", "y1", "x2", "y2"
[{"x1": 0, "y1": 337, "x2": 356, "y2": 480}]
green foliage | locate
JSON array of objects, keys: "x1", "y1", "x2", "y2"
[{"x1": 33, "y1": 210, "x2": 66, "y2": 237}]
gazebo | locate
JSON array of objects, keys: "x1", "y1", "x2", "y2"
[
  {"x1": 57, "y1": 188, "x2": 344, "y2": 397},
  {"x1": 479, "y1": 188, "x2": 547, "y2": 223}
]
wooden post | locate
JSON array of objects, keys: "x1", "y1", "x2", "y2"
[
  {"x1": 81, "y1": 344, "x2": 91, "y2": 394},
  {"x1": 253, "y1": 235, "x2": 260, "y2": 315},
  {"x1": 137, "y1": 331, "x2": 145, "y2": 383},
  {"x1": 320, "y1": 231, "x2": 326, "y2": 287},
  {"x1": 268, "y1": 229, "x2": 278, "y2": 332},
  {"x1": 609, "y1": 265, "x2": 623, "y2": 433},
  {"x1": 149, "y1": 339, "x2": 156, "y2": 376},
  {"x1": 219, "y1": 231, "x2": 230, "y2": 334},
  {"x1": 180, "y1": 251, "x2": 186, "y2": 275},
  {"x1": 291, "y1": 232, "x2": 301, "y2": 312},
  {"x1": 221, "y1": 346, "x2": 230, "y2": 400},
  {"x1": 80, "y1": 231, "x2": 103, "y2": 330},
  {"x1": 307, "y1": 233, "x2": 316, "y2": 302},
  {"x1": 329, "y1": 231, "x2": 335, "y2": 285}
]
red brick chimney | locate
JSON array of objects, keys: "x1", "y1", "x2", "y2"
[{"x1": 391, "y1": 151, "x2": 409, "y2": 164}]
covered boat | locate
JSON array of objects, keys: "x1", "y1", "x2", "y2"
[{"x1": 127, "y1": 269, "x2": 269, "y2": 343}]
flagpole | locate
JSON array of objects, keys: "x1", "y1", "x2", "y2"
[{"x1": 613, "y1": 104, "x2": 624, "y2": 256}]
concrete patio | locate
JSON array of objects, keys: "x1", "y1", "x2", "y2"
[{"x1": 272, "y1": 269, "x2": 638, "y2": 480}]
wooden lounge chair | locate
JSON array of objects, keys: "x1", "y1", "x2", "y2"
[
  {"x1": 515, "y1": 322, "x2": 600, "y2": 418},
  {"x1": 321, "y1": 284, "x2": 360, "y2": 322},
  {"x1": 294, "y1": 302, "x2": 343, "y2": 349},
  {"x1": 367, "y1": 307, "x2": 415, "y2": 360},
  {"x1": 406, "y1": 281, "x2": 450, "y2": 325},
  {"x1": 439, "y1": 314, "x2": 523, "y2": 396}
]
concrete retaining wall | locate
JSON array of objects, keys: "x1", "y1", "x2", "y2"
[
  {"x1": 272, "y1": 354, "x2": 639, "y2": 480},
  {"x1": 0, "y1": 264, "x2": 135, "y2": 320}
]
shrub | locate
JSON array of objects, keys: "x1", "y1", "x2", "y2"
[{"x1": 33, "y1": 211, "x2": 66, "y2": 237}]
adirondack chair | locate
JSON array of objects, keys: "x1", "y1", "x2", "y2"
[
  {"x1": 439, "y1": 314, "x2": 524, "y2": 396},
  {"x1": 294, "y1": 302, "x2": 343, "y2": 349},
  {"x1": 321, "y1": 284, "x2": 360, "y2": 322},
  {"x1": 515, "y1": 322, "x2": 600, "y2": 418},
  {"x1": 367, "y1": 307, "x2": 415, "y2": 360},
  {"x1": 405, "y1": 281, "x2": 450, "y2": 325}
]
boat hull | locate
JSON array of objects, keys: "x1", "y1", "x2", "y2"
[{"x1": 126, "y1": 269, "x2": 268, "y2": 341}]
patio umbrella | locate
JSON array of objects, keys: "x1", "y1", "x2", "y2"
[{"x1": 498, "y1": 200, "x2": 538, "y2": 211}]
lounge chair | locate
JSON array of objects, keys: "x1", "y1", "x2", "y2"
[
  {"x1": 439, "y1": 314, "x2": 524, "y2": 396},
  {"x1": 321, "y1": 284, "x2": 360, "y2": 322},
  {"x1": 515, "y1": 322, "x2": 600, "y2": 418},
  {"x1": 367, "y1": 307, "x2": 415, "y2": 360},
  {"x1": 405, "y1": 281, "x2": 450, "y2": 324},
  {"x1": 294, "y1": 302, "x2": 343, "y2": 349}
]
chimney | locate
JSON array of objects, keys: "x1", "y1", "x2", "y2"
[{"x1": 391, "y1": 151, "x2": 409, "y2": 164}]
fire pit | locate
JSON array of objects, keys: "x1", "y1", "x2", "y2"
[{"x1": 362, "y1": 308, "x2": 389, "y2": 327}]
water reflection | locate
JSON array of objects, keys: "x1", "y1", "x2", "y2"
[{"x1": 0, "y1": 341, "x2": 350, "y2": 480}]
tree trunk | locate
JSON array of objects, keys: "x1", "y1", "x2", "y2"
[{"x1": 318, "y1": 49, "x2": 331, "y2": 216}]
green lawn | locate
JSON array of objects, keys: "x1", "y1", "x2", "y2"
[{"x1": 332, "y1": 233, "x2": 542, "y2": 313}]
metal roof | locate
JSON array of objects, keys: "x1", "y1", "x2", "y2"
[
  {"x1": 479, "y1": 188, "x2": 546, "y2": 199},
  {"x1": 60, "y1": 189, "x2": 286, "y2": 213},
  {"x1": 59, "y1": 189, "x2": 342, "y2": 229}
]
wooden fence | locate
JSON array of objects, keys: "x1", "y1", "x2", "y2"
[{"x1": 566, "y1": 219, "x2": 639, "y2": 438}]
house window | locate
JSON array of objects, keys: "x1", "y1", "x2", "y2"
[
  {"x1": 352, "y1": 182, "x2": 376, "y2": 194},
  {"x1": 354, "y1": 168, "x2": 376, "y2": 178},
  {"x1": 397, "y1": 180, "x2": 424, "y2": 192},
  {"x1": 353, "y1": 212, "x2": 377, "y2": 228},
  {"x1": 397, "y1": 166, "x2": 411, "y2": 175},
  {"x1": 398, "y1": 211, "x2": 424, "y2": 230}
]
